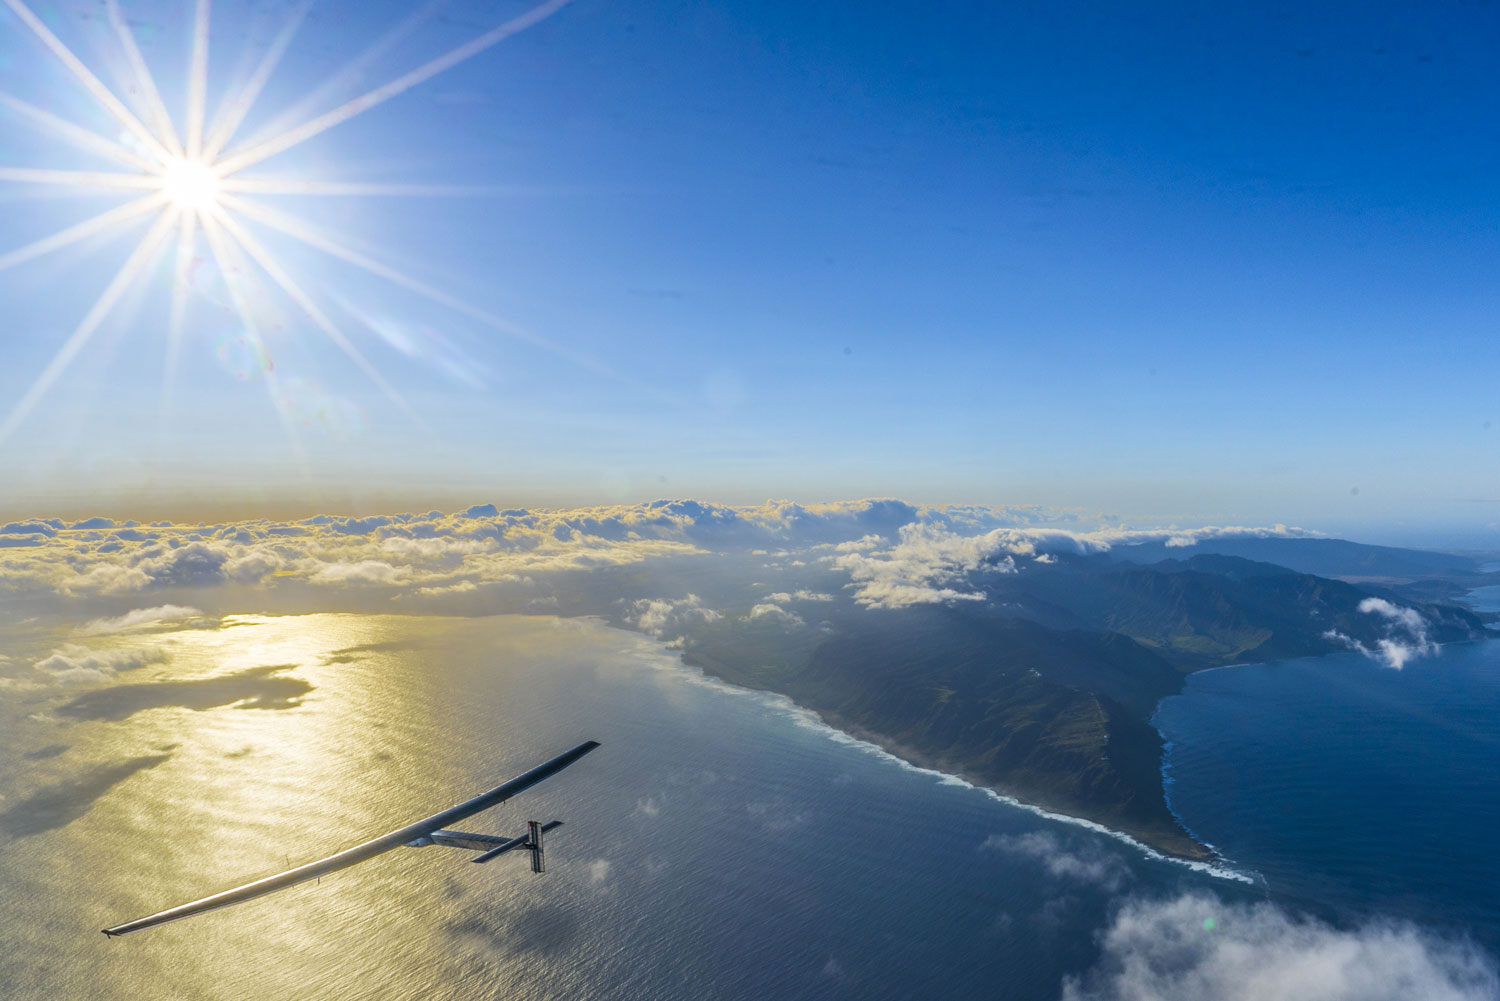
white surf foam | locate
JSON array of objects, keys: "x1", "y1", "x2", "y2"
[{"x1": 623, "y1": 627, "x2": 1256, "y2": 884}]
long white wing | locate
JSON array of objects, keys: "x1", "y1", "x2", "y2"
[{"x1": 102, "y1": 740, "x2": 600, "y2": 937}]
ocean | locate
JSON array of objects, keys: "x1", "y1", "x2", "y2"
[
  {"x1": 2, "y1": 612, "x2": 1495, "y2": 999},
  {"x1": 1155, "y1": 637, "x2": 1500, "y2": 954}
]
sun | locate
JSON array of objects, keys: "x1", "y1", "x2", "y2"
[
  {"x1": 0, "y1": 0, "x2": 581, "y2": 451},
  {"x1": 159, "y1": 157, "x2": 221, "y2": 212}
]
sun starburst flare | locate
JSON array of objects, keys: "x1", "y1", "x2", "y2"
[{"x1": 0, "y1": 0, "x2": 591, "y2": 451}]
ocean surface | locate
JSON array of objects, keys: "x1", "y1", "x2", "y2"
[
  {"x1": 1155, "y1": 638, "x2": 1500, "y2": 953},
  {"x1": 1466, "y1": 585, "x2": 1500, "y2": 614},
  {"x1": 2, "y1": 612, "x2": 1495, "y2": 999},
  {"x1": 0, "y1": 613, "x2": 1243, "y2": 1001}
]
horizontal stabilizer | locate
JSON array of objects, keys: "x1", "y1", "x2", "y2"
[
  {"x1": 470, "y1": 835, "x2": 529, "y2": 864},
  {"x1": 471, "y1": 820, "x2": 562, "y2": 865}
]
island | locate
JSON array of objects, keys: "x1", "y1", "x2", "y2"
[{"x1": 608, "y1": 543, "x2": 1494, "y2": 860}]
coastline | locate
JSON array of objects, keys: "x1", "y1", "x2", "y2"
[{"x1": 638, "y1": 631, "x2": 1233, "y2": 872}]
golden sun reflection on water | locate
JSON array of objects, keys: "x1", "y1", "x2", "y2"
[{"x1": 1, "y1": 613, "x2": 637, "y2": 1000}]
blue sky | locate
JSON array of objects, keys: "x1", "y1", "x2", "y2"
[{"x1": 1, "y1": 0, "x2": 1496, "y2": 545}]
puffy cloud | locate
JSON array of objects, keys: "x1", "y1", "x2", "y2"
[
  {"x1": 629, "y1": 595, "x2": 722, "y2": 638},
  {"x1": 747, "y1": 603, "x2": 805, "y2": 626},
  {"x1": 764, "y1": 590, "x2": 835, "y2": 603},
  {"x1": 34, "y1": 643, "x2": 168, "y2": 685},
  {"x1": 137, "y1": 542, "x2": 230, "y2": 587},
  {"x1": 1063, "y1": 893, "x2": 1497, "y2": 1001},
  {"x1": 834, "y1": 523, "x2": 1017, "y2": 608},
  {"x1": 833, "y1": 523, "x2": 1316, "y2": 608},
  {"x1": 1359, "y1": 597, "x2": 1427, "y2": 635},
  {"x1": 308, "y1": 560, "x2": 406, "y2": 586},
  {"x1": 1328, "y1": 599, "x2": 1436, "y2": 669},
  {"x1": 60, "y1": 562, "x2": 151, "y2": 595},
  {"x1": 2, "y1": 520, "x2": 59, "y2": 536},
  {"x1": 225, "y1": 546, "x2": 286, "y2": 583},
  {"x1": 416, "y1": 581, "x2": 479, "y2": 597},
  {"x1": 980, "y1": 831, "x2": 1131, "y2": 892},
  {"x1": 83, "y1": 605, "x2": 205, "y2": 634}
]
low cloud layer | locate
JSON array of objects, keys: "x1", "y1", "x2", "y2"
[
  {"x1": 833, "y1": 522, "x2": 1317, "y2": 608},
  {"x1": 1064, "y1": 893, "x2": 1497, "y2": 1001},
  {"x1": 0, "y1": 499, "x2": 1315, "y2": 619}
]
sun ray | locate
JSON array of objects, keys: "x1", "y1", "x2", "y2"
[
  {"x1": 0, "y1": 167, "x2": 160, "y2": 190},
  {"x1": 184, "y1": 0, "x2": 213, "y2": 159},
  {"x1": 221, "y1": 192, "x2": 632, "y2": 385},
  {"x1": 240, "y1": 0, "x2": 446, "y2": 152},
  {"x1": 216, "y1": 0, "x2": 573, "y2": 176},
  {"x1": 217, "y1": 179, "x2": 504, "y2": 197},
  {"x1": 196, "y1": 210, "x2": 311, "y2": 471},
  {"x1": 1, "y1": 0, "x2": 173, "y2": 164},
  {"x1": 208, "y1": 205, "x2": 425, "y2": 426},
  {"x1": 162, "y1": 210, "x2": 198, "y2": 403},
  {"x1": 201, "y1": 1, "x2": 310, "y2": 162},
  {"x1": 0, "y1": 92, "x2": 156, "y2": 171},
  {"x1": 0, "y1": 210, "x2": 175, "y2": 448},
  {"x1": 0, "y1": 192, "x2": 168, "y2": 273},
  {"x1": 104, "y1": 0, "x2": 185, "y2": 156}
]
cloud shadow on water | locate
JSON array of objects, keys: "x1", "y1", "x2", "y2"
[
  {"x1": 55, "y1": 665, "x2": 312, "y2": 722},
  {"x1": 448, "y1": 903, "x2": 582, "y2": 957},
  {"x1": 322, "y1": 639, "x2": 428, "y2": 664},
  {"x1": 0, "y1": 753, "x2": 171, "y2": 838}
]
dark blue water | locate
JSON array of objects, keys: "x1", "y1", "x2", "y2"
[{"x1": 1155, "y1": 639, "x2": 1500, "y2": 952}]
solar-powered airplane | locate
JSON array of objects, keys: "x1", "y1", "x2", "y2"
[{"x1": 102, "y1": 740, "x2": 601, "y2": 937}]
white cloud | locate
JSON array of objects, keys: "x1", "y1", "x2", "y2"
[
  {"x1": 60, "y1": 563, "x2": 150, "y2": 595},
  {"x1": 980, "y1": 831, "x2": 1131, "y2": 891},
  {"x1": 833, "y1": 523, "x2": 1316, "y2": 608},
  {"x1": 1359, "y1": 597, "x2": 1427, "y2": 635},
  {"x1": 34, "y1": 643, "x2": 168, "y2": 685},
  {"x1": 1064, "y1": 893, "x2": 1497, "y2": 1001},
  {"x1": 834, "y1": 523, "x2": 1019, "y2": 607},
  {"x1": 308, "y1": 560, "x2": 406, "y2": 586},
  {"x1": 83, "y1": 605, "x2": 205, "y2": 634},
  {"x1": 629, "y1": 594, "x2": 722, "y2": 638},
  {"x1": 137, "y1": 542, "x2": 230, "y2": 587},
  {"x1": 416, "y1": 581, "x2": 479, "y2": 597},
  {"x1": 764, "y1": 590, "x2": 834, "y2": 603},
  {"x1": 588, "y1": 859, "x2": 612, "y2": 884},
  {"x1": 747, "y1": 603, "x2": 805, "y2": 626},
  {"x1": 0, "y1": 501, "x2": 1313, "y2": 619},
  {"x1": 1329, "y1": 598, "x2": 1436, "y2": 669}
]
